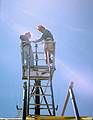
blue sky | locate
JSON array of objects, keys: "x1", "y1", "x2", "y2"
[{"x1": 0, "y1": 0, "x2": 93, "y2": 118}]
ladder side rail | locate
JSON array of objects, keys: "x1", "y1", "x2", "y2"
[
  {"x1": 61, "y1": 90, "x2": 70, "y2": 116},
  {"x1": 40, "y1": 80, "x2": 50, "y2": 103},
  {"x1": 27, "y1": 44, "x2": 32, "y2": 115},
  {"x1": 45, "y1": 41, "x2": 56, "y2": 115},
  {"x1": 50, "y1": 79, "x2": 56, "y2": 116},
  {"x1": 45, "y1": 54, "x2": 56, "y2": 116},
  {"x1": 22, "y1": 82, "x2": 27, "y2": 120},
  {"x1": 40, "y1": 86, "x2": 52, "y2": 115},
  {"x1": 34, "y1": 44, "x2": 41, "y2": 115},
  {"x1": 61, "y1": 82, "x2": 80, "y2": 120},
  {"x1": 69, "y1": 87, "x2": 80, "y2": 120}
]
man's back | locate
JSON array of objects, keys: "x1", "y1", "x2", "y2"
[{"x1": 42, "y1": 29, "x2": 54, "y2": 41}]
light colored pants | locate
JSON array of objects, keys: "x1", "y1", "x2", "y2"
[
  {"x1": 44, "y1": 41, "x2": 55, "y2": 64},
  {"x1": 21, "y1": 43, "x2": 34, "y2": 67}
]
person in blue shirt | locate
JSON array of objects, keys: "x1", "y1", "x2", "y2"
[{"x1": 20, "y1": 32, "x2": 34, "y2": 67}]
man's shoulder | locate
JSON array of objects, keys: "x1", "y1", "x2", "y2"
[{"x1": 43, "y1": 29, "x2": 51, "y2": 34}]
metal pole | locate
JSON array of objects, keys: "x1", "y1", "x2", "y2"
[
  {"x1": 35, "y1": 44, "x2": 40, "y2": 115},
  {"x1": 50, "y1": 78, "x2": 56, "y2": 116},
  {"x1": 27, "y1": 45, "x2": 31, "y2": 116},
  {"x1": 35, "y1": 81, "x2": 40, "y2": 115},
  {"x1": 47, "y1": 46, "x2": 55, "y2": 115},
  {"x1": 22, "y1": 82, "x2": 27, "y2": 120},
  {"x1": 61, "y1": 82, "x2": 73, "y2": 116},
  {"x1": 69, "y1": 87, "x2": 80, "y2": 120},
  {"x1": 61, "y1": 91, "x2": 70, "y2": 116}
]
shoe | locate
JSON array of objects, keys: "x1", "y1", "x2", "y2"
[
  {"x1": 50, "y1": 63, "x2": 56, "y2": 71},
  {"x1": 52, "y1": 66, "x2": 56, "y2": 71}
]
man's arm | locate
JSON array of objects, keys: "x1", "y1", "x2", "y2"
[{"x1": 33, "y1": 34, "x2": 44, "y2": 43}]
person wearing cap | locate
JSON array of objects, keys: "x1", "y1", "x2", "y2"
[
  {"x1": 20, "y1": 32, "x2": 34, "y2": 68},
  {"x1": 34, "y1": 25, "x2": 55, "y2": 65}
]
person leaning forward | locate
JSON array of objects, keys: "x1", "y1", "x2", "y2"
[{"x1": 33, "y1": 25, "x2": 55, "y2": 65}]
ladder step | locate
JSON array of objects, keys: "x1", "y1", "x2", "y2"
[
  {"x1": 29, "y1": 104, "x2": 52, "y2": 106},
  {"x1": 34, "y1": 59, "x2": 45, "y2": 60},
  {"x1": 33, "y1": 52, "x2": 44, "y2": 54},
  {"x1": 22, "y1": 76, "x2": 50, "y2": 80},
  {"x1": 29, "y1": 114, "x2": 53, "y2": 116},
  {"x1": 32, "y1": 65, "x2": 49, "y2": 69},
  {"x1": 29, "y1": 108, "x2": 53, "y2": 109},
  {"x1": 31, "y1": 94, "x2": 51, "y2": 96},
  {"x1": 33, "y1": 70, "x2": 50, "y2": 73},
  {"x1": 30, "y1": 85, "x2": 50, "y2": 87}
]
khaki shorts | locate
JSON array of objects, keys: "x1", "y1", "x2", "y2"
[{"x1": 44, "y1": 41, "x2": 55, "y2": 52}]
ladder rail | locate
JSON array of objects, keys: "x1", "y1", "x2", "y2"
[{"x1": 61, "y1": 82, "x2": 80, "y2": 120}]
